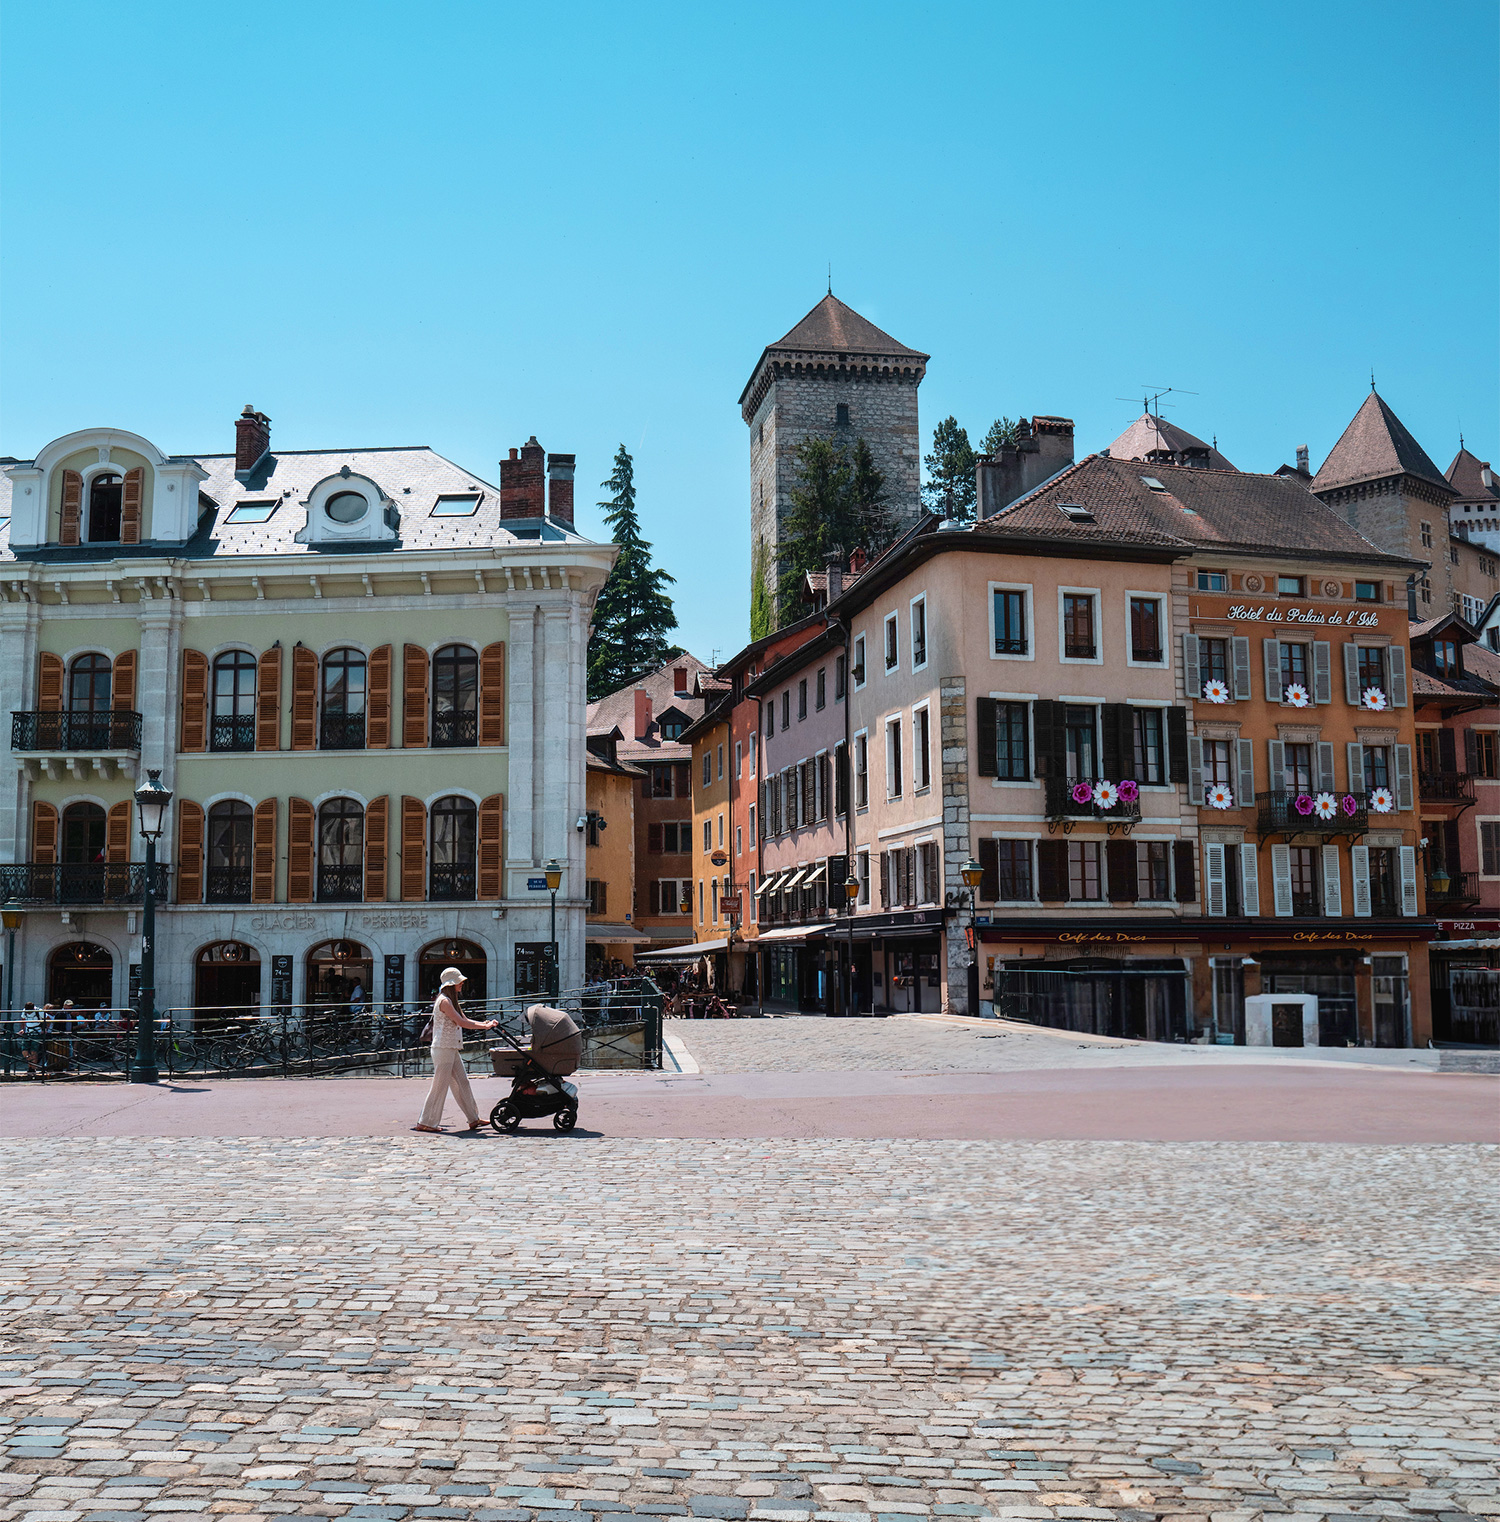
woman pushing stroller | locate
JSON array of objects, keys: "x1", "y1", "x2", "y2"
[{"x1": 413, "y1": 967, "x2": 498, "y2": 1133}]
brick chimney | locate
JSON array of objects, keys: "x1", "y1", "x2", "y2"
[
  {"x1": 499, "y1": 436, "x2": 547, "y2": 519},
  {"x1": 235, "y1": 406, "x2": 271, "y2": 479},
  {"x1": 634, "y1": 688, "x2": 653, "y2": 740},
  {"x1": 673, "y1": 666, "x2": 688, "y2": 695},
  {"x1": 547, "y1": 453, "x2": 576, "y2": 524},
  {"x1": 977, "y1": 415, "x2": 1075, "y2": 519},
  {"x1": 849, "y1": 548, "x2": 868, "y2": 575}
]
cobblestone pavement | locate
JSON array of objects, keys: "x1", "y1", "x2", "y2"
[{"x1": 2, "y1": 1138, "x2": 1496, "y2": 1522}]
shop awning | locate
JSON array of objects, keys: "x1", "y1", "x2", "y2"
[
  {"x1": 585, "y1": 922, "x2": 653, "y2": 945},
  {"x1": 634, "y1": 937, "x2": 730, "y2": 961},
  {"x1": 756, "y1": 873, "x2": 783, "y2": 896},
  {"x1": 780, "y1": 867, "x2": 809, "y2": 891},
  {"x1": 753, "y1": 923, "x2": 837, "y2": 944},
  {"x1": 802, "y1": 862, "x2": 828, "y2": 885}
]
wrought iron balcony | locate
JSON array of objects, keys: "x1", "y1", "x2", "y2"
[
  {"x1": 1426, "y1": 869, "x2": 1479, "y2": 907},
  {"x1": 316, "y1": 866, "x2": 364, "y2": 903},
  {"x1": 1064, "y1": 642, "x2": 1097, "y2": 660},
  {"x1": 206, "y1": 866, "x2": 253, "y2": 904},
  {"x1": 429, "y1": 864, "x2": 477, "y2": 901},
  {"x1": 1419, "y1": 771, "x2": 1476, "y2": 805},
  {"x1": 0, "y1": 862, "x2": 169, "y2": 905},
  {"x1": 319, "y1": 713, "x2": 366, "y2": 751},
  {"x1": 1044, "y1": 776, "x2": 1143, "y2": 826},
  {"x1": 432, "y1": 711, "x2": 478, "y2": 748},
  {"x1": 1257, "y1": 789, "x2": 1369, "y2": 835},
  {"x1": 12, "y1": 710, "x2": 142, "y2": 752},
  {"x1": 211, "y1": 715, "x2": 256, "y2": 753}
]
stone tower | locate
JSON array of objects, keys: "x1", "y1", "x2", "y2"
[{"x1": 740, "y1": 295, "x2": 927, "y2": 614}]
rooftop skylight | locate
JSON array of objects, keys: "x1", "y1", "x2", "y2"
[
  {"x1": 1057, "y1": 502, "x2": 1095, "y2": 522},
  {"x1": 226, "y1": 500, "x2": 278, "y2": 524},
  {"x1": 432, "y1": 493, "x2": 482, "y2": 517},
  {"x1": 1141, "y1": 476, "x2": 1167, "y2": 492}
]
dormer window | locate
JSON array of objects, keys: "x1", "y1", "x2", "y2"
[
  {"x1": 295, "y1": 471, "x2": 397, "y2": 546},
  {"x1": 325, "y1": 491, "x2": 369, "y2": 524},
  {"x1": 89, "y1": 474, "x2": 123, "y2": 542}
]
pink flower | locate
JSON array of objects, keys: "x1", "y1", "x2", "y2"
[
  {"x1": 1071, "y1": 781, "x2": 1094, "y2": 805},
  {"x1": 1341, "y1": 794, "x2": 1358, "y2": 816},
  {"x1": 1294, "y1": 794, "x2": 1314, "y2": 815},
  {"x1": 1117, "y1": 778, "x2": 1140, "y2": 803}
]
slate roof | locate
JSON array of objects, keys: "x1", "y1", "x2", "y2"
[
  {"x1": 769, "y1": 295, "x2": 927, "y2": 360},
  {"x1": 1311, "y1": 391, "x2": 1454, "y2": 496},
  {"x1": 1107, "y1": 413, "x2": 1236, "y2": 471},
  {"x1": 1446, "y1": 447, "x2": 1500, "y2": 503},
  {"x1": 585, "y1": 654, "x2": 715, "y2": 765}
]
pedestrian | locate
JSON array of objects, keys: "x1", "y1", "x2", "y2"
[
  {"x1": 414, "y1": 968, "x2": 497, "y2": 1134},
  {"x1": 349, "y1": 979, "x2": 366, "y2": 1018}
]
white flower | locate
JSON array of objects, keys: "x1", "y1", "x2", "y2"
[
  {"x1": 1207, "y1": 783, "x2": 1235, "y2": 810},
  {"x1": 1313, "y1": 792, "x2": 1338, "y2": 821},
  {"x1": 1092, "y1": 780, "x2": 1119, "y2": 809},
  {"x1": 1202, "y1": 679, "x2": 1231, "y2": 704},
  {"x1": 1369, "y1": 786, "x2": 1394, "y2": 813},
  {"x1": 1362, "y1": 686, "x2": 1388, "y2": 711},
  {"x1": 1284, "y1": 682, "x2": 1311, "y2": 708}
]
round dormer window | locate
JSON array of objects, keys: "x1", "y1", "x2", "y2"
[{"x1": 326, "y1": 491, "x2": 369, "y2": 524}]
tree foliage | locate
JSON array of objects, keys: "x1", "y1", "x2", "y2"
[
  {"x1": 749, "y1": 535, "x2": 774, "y2": 642},
  {"x1": 980, "y1": 416, "x2": 1025, "y2": 454},
  {"x1": 587, "y1": 445, "x2": 679, "y2": 701},
  {"x1": 921, "y1": 415, "x2": 976, "y2": 523}
]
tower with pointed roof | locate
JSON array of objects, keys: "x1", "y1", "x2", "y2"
[{"x1": 740, "y1": 295, "x2": 927, "y2": 623}]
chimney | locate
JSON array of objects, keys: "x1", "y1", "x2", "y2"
[
  {"x1": 547, "y1": 453, "x2": 576, "y2": 525},
  {"x1": 977, "y1": 415, "x2": 1074, "y2": 519},
  {"x1": 235, "y1": 406, "x2": 271, "y2": 479},
  {"x1": 673, "y1": 665, "x2": 688, "y2": 695},
  {"x1": 824, "y1": 550, "x2": 844, "y2": 603},
  {"x1": 849, "y1": 547, "x2": 868, "y2": 575},
  {"x1": 1296, "y1": 444, "x2": 1310, "y2": 475},
  {"x1": 499, "y1": 436, "x2": 548, "y2": 519},
  {"x1": 634, "y1": 688, "x2": 653, "y2": 740}
]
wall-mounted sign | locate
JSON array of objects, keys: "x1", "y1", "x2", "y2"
[
  {"x1": 527, "y1": 877, "x2": 548, "y2": 891},
  {"x1": 1224, "y1": 604, "x2": 1381, "y2": 627}
]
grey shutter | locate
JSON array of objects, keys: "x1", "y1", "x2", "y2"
[
  {"x1": 1351, "y1": 845, "x2": 1371, "y2": 917},
  {"x1": 1205, "y1": 842, "x2": 1226, "y2": 917},
  {"x1": 1263, "y1": 638, "x2": 1283, "y2": 703},
  {"x1": 1395, "y1": 744, "x2": 1414, "y2": 811},
  {"x1": 976, "y1": 698, "x2": 998, "y2": 778},
  {"x1": 1343, "y1": 643, "x2": 1360, "y2": 704},
  {"x1": 1181, "y1": 632, "x2": 1200, "y2": 699},
  {"x1": 1313, "y1": 641, "x2": 1332, "y2": 705},
  {"x1": 1236, "y1": 738, "x2": 1255, "y2": 809},
  {"x1": 1388, "y1": 645, "x2": 1408, "y2": 707},
  {"x1": 1399, "y1": 845, "x2": 1418, "y2": 916},
  {"x1": 1346, "y1": 742, "x2": 1365, "y2": 795},
  {"x1": 1240, "y1": 843, "x2": 1261, "y2": 916},
  {"x1": 1321, "y1": 843, "x2": 1343, "y2": 917},
  {"x1": 1187, "y1": 734, "x2": 1205, "y2": 805},
  {"x1": 1465, "y1": 728, "x2": 1479, "y2": 774},
  {"x1": 1267, "y1": 739, "x2": 1286, "y2": 796},
  {"x1": 1232, "y1": 636, "x2": 1252, "y2": 700},
  {"x1": 1317, "y1": 741, "x2": 1336, "y2": 792},
  {"x1": 1271, "y1": 843, "x2": 1293, "y2": 916}
]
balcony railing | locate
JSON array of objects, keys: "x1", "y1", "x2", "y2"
[
  {"x1": 211, "y1": 715, "x2": 256, "y2": 753},
  {"x1": 319, "y1": 713, "x2": 366, "y2": 751},
  {"x1": 0, "y1": 862, "x2": 169, "y2": 905},
  {"x1": 11, "y1": 710, "x2": 142, "y2": 753},
  {"x1": 1064, "y1": 642, "x2": 1097, "y2": 660},
  {"x1": 1044, "y1": 776, "x2": 1143, "y2": 825},
  {"x1": 206, "y1": 867, "x2": 253, "y2": 904},
  {"x1": 1426, "y1": 869, "x2": 1479, "y2": 907},
  {"x1": 1257, "y1": 789, "x2": 1369, "y2": 834},
  {"x1": 429, "y1": 863, "x2": 477, "y2": 901},
  {"x1": 432, "y1": 711, "x2": 478, "y2": 749},
  {"x1": 1419, "y1": 771, "x2": 1476, "y2": 805},
  {"x1": 316, "y1": 866, "x2": 364, "y2": 903},
  {"x1": 1131, "y1": 646, "x2": 1163, "y2": 664}
]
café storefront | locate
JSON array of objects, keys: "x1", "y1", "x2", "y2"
[{"x1": 1428, "y1": 919, "x2": 1500, "y2": 1047}]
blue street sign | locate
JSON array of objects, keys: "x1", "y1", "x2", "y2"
[{"x1": 527, "y1": 877, "x2": 548, "y2": 890}]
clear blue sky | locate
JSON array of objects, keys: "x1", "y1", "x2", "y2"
[{"x1": 3, "y1": 0, "x2": 1495, "y2": 664}]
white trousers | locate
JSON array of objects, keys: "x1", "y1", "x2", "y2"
[{"x1": 420, "y1": 1047, "x2": 479, "y2": 1128}]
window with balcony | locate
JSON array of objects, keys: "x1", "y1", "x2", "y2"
[
  {"x1": 1132, "y1": 708, "x2": 1165, "y2": 784},
  {"x1": 993, "y1": 589, "x2": 1028, "y2": 655},
  {"x1": 321, "y1": 648, "x2": 367, "y2": 750},
  {"x1": 1129, "y1": 597, "x2": 1163, "y2": 662},
  {"x1": 211, "y1": 651, "x2": 257, "y2": 752},
  {"x1": 429, "y1": 795, "x2": 477, "y2": 900},
  {"x1": 1284, "y1": 743, "x2": 1314, "y2": 793},
  {"x1": 1364, "y1": 746, "x2": 1390, "y2": 791},
  {"x1": 1063, "y1": 594, "x2": 1096, "y2": 659},
  {"x1": 69, "y1": 654, "x2": 112, "y2": 713},
  {"x1": 61, "y1": 802, "x2": 105, "y2": 866},
  {"x1": 47, "y1": 653, "x2": 125, "y2": 750},
  {"x1": 317, "y1": 798, "x2": 364, "y2": 902},
  {"x1": 206, "y1": 801, "x2": 253, "y2": 903},
  {"x1": 1065, "y1": 705, "x2": 1097, "y2": 782},
  {"x1": 432, "y1": 644, "x2": 478, "y2": 748}
]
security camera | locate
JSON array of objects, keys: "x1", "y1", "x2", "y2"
[{"x1": 576, "y1": 815, "x2": 587, "y2": 831}]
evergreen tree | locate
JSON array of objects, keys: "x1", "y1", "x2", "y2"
[
  {"x1": 980, "y1": 416, "x2": 1025, "y2": 454},
  {"x1": 776, "y1": 436, "x2": 888, "y2": 626},
  {"x1": 587, "y1": 445, "x2": 679, "y2": 700},
  {"x1": 921, "y1": 415, "x2": 976, "y2": 523}
]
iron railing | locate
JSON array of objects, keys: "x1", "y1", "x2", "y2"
[
  {"x1": 429, "y1": 864, "x2": 476, "y2": 901},
  {"x1": 0, "y1": 862, "x2": 169, "y2": 905},
  {"x1": 1064, "y1": 642, "x2": 1096, "y2": 660},
  {"x1": 11, "y1": 710, "x2": 142, "y2": 752},
  {"x1": 211, "y1": 715, "x2": 256, "y2": 752},
  {"x1": 1426, "y1": 869, "x2": 1479, "y2": 907},
  {"x1": 1257, "y1": 789, "x2": 1369, "y2": 834},
  {"x1": 1419, "y1": 771, "x2": 1476, "y2": 804},
  {"x1": 319, "y1": 713, "x2": 366, "y2": 750},
  {"x1": 206, "y1": 866, "x2": 253, "y2": 904},
  {"x1": 1044, "y1": 776, "x2": 1143, "y2": 825},
  {"x1": 432, "y1": 711, "x2": 478, "y2": 748},
  {"x1": 316, "y1": 865, "x2": 364, "y2": 903}
]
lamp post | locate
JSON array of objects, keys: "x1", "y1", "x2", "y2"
[
  {"x1": 129, "y1": 769, "x2": 172, "y2": 1084},
  {"x1": 844, "y1": 872, "x2": 860, "y2": 1017},
  {"x1": 2, "y1": 899, "x2": 22, "y2": 1078},
  {"x1": 960, "y1": 858, "x2": 984, "y2": 1017},
  {"x1": 544, "y1": 859, "x2": 563, "y2": 997}
]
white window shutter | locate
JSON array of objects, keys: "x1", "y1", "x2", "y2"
[
  {"x1": 1346, "y1": 742, "x2": 1365, "y2": 795},
  {"x1": 1263, "y1": 638, "x2": 1283, "y2": 703},
  {"x1": 1232, "y1": 636, "x2": 1253, "y2": 700},
  {"x1": 1272, "y1": 843, "x2": 1293, "y2": 916},
  {"x1": 1351, "y1": 845, "x2": 1371, "y2": 918},
  {"x1": 1388, "y1": 646, "x2": 1408, "y2": 707},
  {"x1": 1267, "y1": 739, "x2": 1286, "y2": 795},
  {"x1": 1182, "y1": 632, "x2": 1200, "y2": 699},
  {"x1": 1395, "y1": 744, "x2": 1414, "y2": 811},
  {"x1": 1187, "y1": 734, "x2": 1205, "y2": 805},
  {"x1": 1343, "y1": 642, "x2": 1360, "y2": 704},
  {"x1": 1313, "y1": 641, "x2": 1332, "y2": 705},
  {"x1": 1205, "y1": 843, "x2": 1226, "y2": 916},
  {"x1": 1240, "y1": 843, "x2": 1261, "y2": 916},
  {"x1": 1321, "y1": 843, "x2": 1343, "y2": 916},
  {"x1": 1317, "y1": 742, "x2": 1336, "y2": 792},
  {"x1": 1236, "y1": 738, "x2": 1255, "y2": 808},
  {"x1": 1399, "y1": 845, "x2": 1418, "y2": 916}
]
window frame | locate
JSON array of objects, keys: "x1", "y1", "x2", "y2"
[
  {"x1": 883, "y1": 612, "x2": 899, "y2": 673},
  {"x1": 1058, "y1": 586, "x2": 1102, "y2": 664},
  {"x1": 991, "y1": 836, "x2": 1036, "y2": 903},
  {"x1": 1197, "y1": 569, "x2": 1228, "y2": 592},
  {"x1": 1125, "y1": 591, "x2": 1167, "y2": 667},
  {"x1": 853, "y1": 634, "x2": 867, "y2": 689},
  {"x1": 910, "y1": 595, "x2": 928, "y2": 672},
  {"x1": 990, "y1": 582, "x2": 1032, "y2": 661},
  {"x1": 1276, "y1": 575, "x2": 1305, "y2": 597},
  {"x1": 885, "y1": 715, "x2": 903, "y2": 801},
  {"x1": 912, "y1": 701, "x2": 932, "y2": 795},
  {"x1": 854, "y1": 729, "x2": 869, "y2": 810}
]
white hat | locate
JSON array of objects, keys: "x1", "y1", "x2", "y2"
[{"x1": 439, "y1": 966, "x2": 466, "y2": 987}]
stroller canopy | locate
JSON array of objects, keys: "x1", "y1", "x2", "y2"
[{"x1": 526, "y1": 1004, "x2": 582, "y2": 1076}]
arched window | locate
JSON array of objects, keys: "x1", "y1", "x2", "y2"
[
  {"x1": 321, "y1": 648, "x2": 367, "y2": 750},
  {"x1": 417, "y1": 938, "x2": 487, "y2": 1002},
  {"x1": 429, "y1": 795, "x2": 477, "y2": 900},
  {"x1": 60, "y1": 802, "x2": 106, "y2": 865},
  {"x1": 432, "y1": 645, "x2": 478, "y2": 748},
  {"x1": 317, "y1": 797, "x2": 363, "y2": 902},
  {"x1": 88, "y1": 474, "x2": 123, "y2": 543},
  {"x1": 206, "y1": 801, "x2": 254, "y2": 903},
  {"x1": 68, "y1": 654, "x2": 112, "y2": 712},
  {"x1": 211, "y1": 652, "x2": 257, "y2": 752}
]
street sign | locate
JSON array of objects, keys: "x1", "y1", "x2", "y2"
[
  {"x1": 527, "y1": 877, "x2": 548, "y2": 891},
  {"x1": 711, "y1": 850, "x2": 729, "y2": 866}
]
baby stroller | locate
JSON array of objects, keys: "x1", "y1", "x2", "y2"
[{"x1": 488, "y1": 1004, "x2": 583, "y2": 1133}]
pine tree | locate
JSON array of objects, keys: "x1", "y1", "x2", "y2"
[
  {"x1": 587, "y1": 445, "x2": 679, "y2": 700},
  {"x1": 980, "y1": 416, "x2": 1025, "y2": 454},
  {"x1": 921, "y1": 415, "x2": 977, "y2": 523}
]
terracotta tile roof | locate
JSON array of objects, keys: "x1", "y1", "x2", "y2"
[
  {"x1": 767, "y1": 294, "x2": 926, "y2": 360},
  {"x1": 1107, "y1": 413, "x2": 1236, "y2": 471},
  {"x1": 585, "y1": 654, "x2": 715, "y2": 763},
  {"x1": 1460, "y1": 641, "x2": 1500, "y2": 690},
  {"x1": 1446, "y1": 446, "x2": 1500, "y2": 503},
  {"x1": 1311, "y1": 391, "x2": 1454, "y2": 496}
]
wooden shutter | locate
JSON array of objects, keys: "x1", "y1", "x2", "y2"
[
  {"x1": 252, "y1": 799, "x2": 277, "y2": 902},
  {"x1": 649, "y1": 880, "x2": 661, "y2": 915},
  {"x1": 1263, "y1": 638, "x2": 1283, "y2": 702},
  {"x1": 1236, "y1": 739, "x2": 1256, "y2": 808},
  {"x1": 1231, "y1": 636, "x2": 1253, "y2": 700},
  {"x1": 59, "y1": 470, "x2": 83, "y2": 546},
  {"x1": 1205, "y1": 842, "x2": 1226, "y2": 917},
  {"x1": 402, "y1": 644, "x2": 428, "y2": 748},
  {"x1": 364, "y1": 795, "x2": 389, "y2": 901},
  {"x1": 976, "y1": 698, "x2": 998, "y2": 777},
  {"x1": 1317, "y1": 741, "x2": 1336, "y2": 793},
  {"x1": 1267, "y1": 739, "x2": 1286, "y2": 794},
  {"x1": 175, "y1": 801, "x2": 203, "y2": 903},
  {"x1": 1350, "y1": 845, "x2": 1371, "y2": 917},
  {"x1": 1181, "y1": 632, "x2": 1200, "y2": 699},
  {"x1": 1346, "y1": 742, "x2": 1365, "y2": 795},
  {"x1": 1173, "y1": 841, "x2": 1196, "y2": 903},
  {"x1": 290, "y1": 646, "x2": 318, "y2": 750},
  {"x1": 1465, "y1": 728, "x2": 1479, "y2": 773},
  {"x1": 31, "y1": 801, "x2": 57, "y2": 864},
  {"x1": 368, "y1": 646, "x2": 392, "y2": 750},
  {"x1": 112, "y1": 651, "x2": 137, "y2": 713},
  {"x1": 1166, "y1": 706, "x2": 1188, "y2": 784},
  {"x1": 1321, "y1": 843, "x2": 1343, "y2": 917},
  {"x1": 1036, "y1": 840, "x2": 1067, "y2": 901},
  {"x1": 401, "y1": 796, "x2": 427, "y2": 901},
  {"x1": 978, "y1": 837, "x2": 999, "y2": 902},
  {"x1": 1312, "y1": 641, "x2": 1332, "y2": 705},
  {"x1": 1395, "y1": 744, "x2": 1414, "y2": 811},
  {"x1": 1031, "y1": 700, "x2": 1066, "y2": 778},
  {"x1": 180, "y1": 650, "x2": 208, "y2": 752},
  {"x1": 120, "y1": 467, "x2": 144, "y2": 544},
  {"x1": 1271, "y1": 843, "x2": 1293, "y2": 916},
  {"x1": 675, "y1": 762, "x2": 690, "y2": 796},
  {"x1": 1343, "y1": 643, "x2": 1361, "y2": 704},
  {"x1": 107, "y1": 800, "x2": 131, "y2": 863},
  {"x1": 1107, "y1": 839, "x2": 1138, "y2": 903},
  {"x1": 478, "y1": 641, "x2": 505, "y2": 745},
  {"x1": 1101, "y1": 704, "x2": 1127, "y2": 782},
  {"x1": 287, "y1": 797, "x2": 314, "y2": 903},
  {"x1": 1388, "y1": 645, "x2": 1408, "y2": 707},
  {"x1": 1187, "y1": 733, "x2": 1205, "y2": 805},
  {"x1": 1439, "y1": 728, "x2": 1457, "y2": 772},
  {"x1": 38, "y1": 652, "x2": 63, "y2": 712},
  {"x1": 648, "y1": 822, "x2": 663, "y2": 853},
  {"x1": 1240, "y1": 844, "x2": 1260, "y2": 916},
  {"x1": 1399, "y1": 845, "x2": 1419, "y2": 916},
  {"x1": 257, "y1": 646, "x2": 281, "y2": 750}
]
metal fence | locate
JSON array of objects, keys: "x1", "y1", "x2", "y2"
[{"x1": 0, "y1": 978, "x2": 664, "y2": 1082}]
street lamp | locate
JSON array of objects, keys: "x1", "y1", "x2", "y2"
[
  {"x1": 129, "y1": 769, "x2": 172, "y2": 1084},
  {"x1": 2, "y1": 899, "x2": 22, "y2": 1079},
  {"x1": 544, "y1": 859, "x2": 563, "y2": 997},
  {"x1": 843, "y1": 872, "x2": 860, "y2": 1017},
  {"x1": 960, "y1": 857, "x2": 984, "y2": 1017}
]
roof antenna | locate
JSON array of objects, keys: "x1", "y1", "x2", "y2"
[
  {"x1": 827, "y1": 263, "x2": 832, "y2": 296},
  {"x1": 1371, "y1": 368, "x2": 1377, "y2": 392}
]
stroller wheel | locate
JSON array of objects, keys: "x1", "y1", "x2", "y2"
[
  {"x1": 491, "y1": 1101, "x2": 522, "y2": 1134},
  {"x1": 553, "y1": 1106, "x2": 578, "y2": 1132}
]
